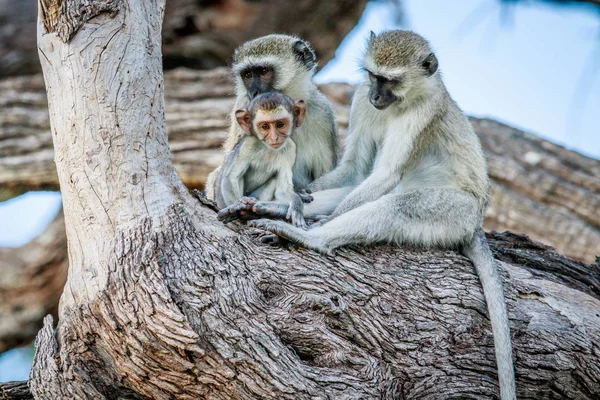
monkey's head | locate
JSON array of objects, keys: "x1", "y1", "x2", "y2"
[
  {"x1": 363, "y1": 30, "x2": 439, "y2": 110},
  {"x1": 232, "y1": 34, "x2": 317, "y2": 99},
  {"x1": 235, "y1": 92, "x2": 306, "y2": 150}
]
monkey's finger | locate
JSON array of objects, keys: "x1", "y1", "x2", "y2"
[
  {"x1": 293, "y1": 219, "x2": 308, "y2": 229},
  {"x1": 217, "y1": 209, "x2": 237, "y2": 221},
  {"x1": 259, "y1": 234, "x2": 280, "y2": 245},
  {"x1": 217, "y1": 202, "x2": 253, "y2": 220},
  {"x1": 217, "y1": 208, "x2": 245, "y2": 223},
  {"x1": 296, "y1": 189, "x2": 313, "y2": 203},
  {"x1": 252, "y1": 203, "x2": 285, "y2": 218},
  {"x1": 240, "y1": 196, "x2": 258, "y2": 205},
  {"x1": 300, "y1": 194, "x2": 314, "y2": 203}
]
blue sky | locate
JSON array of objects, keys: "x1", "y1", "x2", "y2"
[
  {"x1": 1, "y1": 0, "x2": 599, "y2": 381},
  {"x1": 316, "y1": 0, "x2": 600, "y2": 159}
]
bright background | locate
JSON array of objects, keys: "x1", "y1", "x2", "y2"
[{"x1": 1, "y1": 0, "x2": 599, "y2": 381}]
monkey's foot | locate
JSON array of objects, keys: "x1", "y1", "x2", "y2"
[
  {"x1": 248, "y1": 219, "x2": 333, "y2": 255},
  {"x1": 217, "y1": 197, "x2": 257, "y2": 223}
]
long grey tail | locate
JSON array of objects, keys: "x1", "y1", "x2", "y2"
[{"x1": 462, "y1": 228, "x2": 516, "y2": 400}]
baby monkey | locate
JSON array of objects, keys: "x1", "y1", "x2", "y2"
[{"x1": 214, "y1": 92, "x2": 308, "y2": 227}]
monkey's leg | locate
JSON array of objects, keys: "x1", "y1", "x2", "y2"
[{"x1": 249, "y1": 188, "x2": 480, "y2": 253}]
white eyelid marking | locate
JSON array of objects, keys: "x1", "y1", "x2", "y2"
[
  {"x1": 233, "y1": 56, "x2": 280, "y2": 74},
  {"x1": 362, "y1": 59, "x2": 407, "y2": 80}
]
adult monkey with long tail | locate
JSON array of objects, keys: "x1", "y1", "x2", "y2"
[
  {"x1": 206, "y1": 34, "x2": 339, "y2": 200},
  {"x1": 243, "y1": 30, "x2": 517, "y2": 400}
]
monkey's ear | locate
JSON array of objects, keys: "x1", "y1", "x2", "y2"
[
  {"x1": 294, "y1": 100, "x2": 306, "y2": 128},
  {"x1": 369, "y1": 31, "x2": 376, "y2": 42},
  {"x1": 422, "y1": 52, "x2": 438, "y2": 76},
  {"x1": 293, "y1": 40, "x2": 317, "y2": 71},
  {"x1": 235, "y1": 109, "x2": 252, "y2": 134}
]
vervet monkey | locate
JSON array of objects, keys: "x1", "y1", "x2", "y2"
[
  {"x1": 206, "y1": 34, "x2": 338, "y2": 200},
  {"x1": 213, "y1": 92, "x2": 308, "y2": 227},
  {"x1": 245, "y1": 31, "x2": 517, "y2": 400}
]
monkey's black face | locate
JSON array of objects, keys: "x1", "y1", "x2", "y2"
[
  {"x1": 241, "y1": 65, "x2": 275, "y2": 99},
  {"x1": 367, "y1": 72, "x2": 398, "y2": 110}
]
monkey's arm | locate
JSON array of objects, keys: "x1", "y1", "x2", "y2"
[
  {"x1": 219, "y1": 151, "x2": 249, "y2": 207},
  {"x1": 330, "y1": 128, "x2": 421, "y2": 218},
  {"x1": 307, "y1": 87, "x2": 375, "y2": 192},
  {"x1": 329, "y1": 168, "x2": 401, "y2": 218},
  {"x1": 274, "y1": 164, "x2": 306, "y2": 228}
]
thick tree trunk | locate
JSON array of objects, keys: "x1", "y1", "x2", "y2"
[
  {"x1": 0, "y1": 0, "x2": 367, "y2": 78},
  {"x1": 24, "y1": 0, "x2": 600, "y2": 399}
]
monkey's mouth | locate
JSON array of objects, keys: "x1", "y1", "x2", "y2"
[
  {"x1": 369, "y1": 93, "x2": 398, "y2": 110},
  {"x1": 372, "y1": 102, "x2": 391, "y2": 110}
]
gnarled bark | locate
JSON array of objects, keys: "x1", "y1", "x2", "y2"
[
  {"x1": 25, "y1": 0, "x2": 600, "y2": 399},
  {"x1": 0, "y1": 381, "x2": 33, "y2": 400}
]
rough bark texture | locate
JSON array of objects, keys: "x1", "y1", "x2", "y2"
[
  {"x1": 27, "y1": 209, "x2": 600, "y2": 399},
  {"x1": 24, "y1": 0, "x2": 600, "y2": 398},
  {"x1": 0, "y1": 0, "x2": 367, "y2": 78},
  {"x1": 0, "y1": 381, "x2": 33, "y2": 400},
  {"x1": 0, "y1": 210, "x2": 67, "y2": 353},
  {"x1": 1, "y1": 69, "x2": 598, "y2": 263}
]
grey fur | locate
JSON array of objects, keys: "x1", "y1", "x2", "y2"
[
  {"x1": 249, "y1": 30, "x2": 517, "y2": 400},
  {"x1": 206, "y1": 34, "x2": 338, "y2": 198},
  {"x1": 214, "y1": 95, "x2": 307, "y2": 228}
]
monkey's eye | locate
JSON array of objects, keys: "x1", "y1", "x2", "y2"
[
  {"x1": 260, "y1": 67, "x2": 269, "y2": 76},
  {"x1": 276, "y1": 121, "x2": 285, "y2": 129},
  {"x1": 261, "y1": 123, "x2": 269, "y2": 130},
  {"x1": 243, "y1": 71, "x2": 252, "y2": 79}
]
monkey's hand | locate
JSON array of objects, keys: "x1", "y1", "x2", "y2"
[
  {"x1": 217, "y1": 197, "x2": 257, "y2": 224},
  {"x1": 296, "y1": 188, "x2": 313, "y2": 203},
  {"x1": 286, "y1": 207, "x2": 308, "y2": 229}
]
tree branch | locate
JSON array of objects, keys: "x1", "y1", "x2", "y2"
[
  {"x1": 0, "y1": 210, "x2": 67, "y2": 353},
  {"x1": 0, "y1": 381, "x2": 32, "y2": 400}
]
